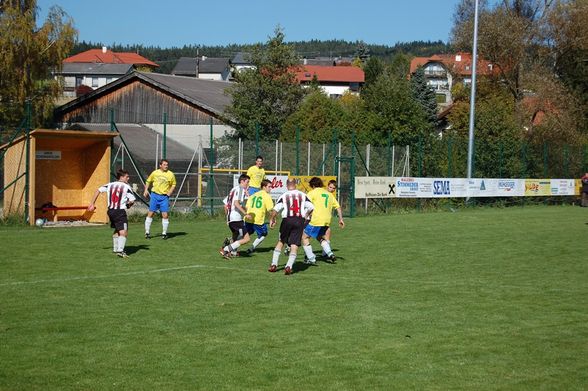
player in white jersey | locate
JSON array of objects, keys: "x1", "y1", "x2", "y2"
[
  {"x1": 268, "y1": 178, "x2": 314, "y2": 275},
  {"x1": 87, "y1": 169, "x2": 136, "y2": 258},
  {"x1": 220, "y1": 174, "x2": 251, "y2": 258}
]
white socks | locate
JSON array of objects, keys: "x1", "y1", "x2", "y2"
[
  {"x1": 145, "y1": 217, "x2": 170, "y2": 235},
  {"x1": 303, "y1": 245, "x2": 316, "y2": 261},
  {"x1": 271, "y1": 249, "x2": 281, "y2": 266},
  {"x1": 252, "y1": 236, "x2": 265, "y2": 249},
  {"x1": 144, "y1": 217, "x2": 153, "y2": 234},
  {"x1": 117, "y1": 236, "x2": 127, "y2": 252},
  {"x1": 320, "y1": 240, "x2": 333, "y2": 257}
]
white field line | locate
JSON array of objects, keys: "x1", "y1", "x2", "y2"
[{"x1": 0, "y1": 264, "x2": 242, "y2": 287}]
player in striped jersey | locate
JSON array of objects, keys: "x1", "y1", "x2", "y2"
[
  {"x1": 268, "y1": 178, "x2": 314, "y2": 275},
  {"x1": 220, "y1": 174, "x2": 250, "y2": 258},
  {"x1": 87, "y1": 169, "x2": 136, "y2": 258}
]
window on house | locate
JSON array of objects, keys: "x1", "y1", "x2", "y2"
[
  {"x1": 91, "y1": 78, "x2": 99, "y2": 87},
  {"x1": 75, "y1": 77, "x2": 83, "y2": 87}
]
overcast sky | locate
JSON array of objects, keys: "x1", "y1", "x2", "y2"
[{"x1": 36, "y1": 0, "x2": 468, "y2": 48}]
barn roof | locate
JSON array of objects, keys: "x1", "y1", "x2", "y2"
[{"x1": 55, "y1": 71, "x2": 233, "y2": 118}]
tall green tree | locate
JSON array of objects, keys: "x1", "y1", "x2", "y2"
[
  {"x1": 362, "y1": 71, "x2": 430, "y2": 146},
  {"x1": 0, "y1": 0, "x2": 76, "y2": 128},
  {"x1": 410, "y1": 66, "x2": 438, "y2": 127},
  {"x1": 225, "y1": 27, "x2": 305, "y2": 139},
  {"x1": 363, "y1": 56, "x2": 384, "y2": 88}
]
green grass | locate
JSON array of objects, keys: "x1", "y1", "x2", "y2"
[{"x1": 1, "y1": 205, "x2": 587, "y2": 390}]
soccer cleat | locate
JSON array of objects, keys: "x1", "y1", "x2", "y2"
[
  {"x1": 284, "y1": 266, "x2": 292, "y2": 275},
  {"x1": 219, "y1": 248, "x2": 231, "y2": 258},
  {"x1": 245, "y1": 248, "x2": 254, "y2": 255},
  {"x1": 162, "y1": 234, "x2": 168, "y2": 240},
  {"x1": 327, "y1": 253, "x2": 336, "y2": 263},
  {"x1": 145, "y1": 232, "x2": 151, "y2": 239},
  {"x1": 116, "y1": 251, "x2": 129, "y2": 259},
  {"x1": 304, "y1": 258, "x2": 317, "y2": 266},
  {"x1": 268, "y1": 264, "x2": 277, "y2": 273}
]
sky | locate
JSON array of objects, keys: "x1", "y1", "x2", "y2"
[{"x1": 36, "y1": 0, "x2": 464, "y2": 48}]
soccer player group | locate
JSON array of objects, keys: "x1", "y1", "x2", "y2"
[
  {"x1": 220, "y1": 156, "x2": 345, "y2": 275},
  {"x1": 88, "y1": 156, "x2": 344, "y2": 274}
]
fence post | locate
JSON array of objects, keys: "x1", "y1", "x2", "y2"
[
  {"x1": 499, "y1": 142, "x2": 504, "y2": 178},
  {"x1": 24, "y1": 100, "x2": 32, "y2": 224},
  {"x1": 295, "y1": 126, "x2": 300, "y2": 175},
  {"x1": 209, "y1": 118, "x2": 215, "y2": 215},
  {"x1": 162, "y1": 112, "x2": 167, "y2": 159},
  {"x1": 584, "y1": 144, "x2": 588, "y2": 173},
  {"x1": 387, "y1": 130, "x2": 392, "y2": 176},
  {"x1": 447, "y1": 137, "x2": 453, "y2": 177},
  {"x1": 543, "y1": 142, "x2": 548, "y2": 178},
  {"x1": 563, "y1": 144, "x2": 569, "y2": 178},
  {"x1": 255, "y1": 123, "x2": 260, "y2": 157}
]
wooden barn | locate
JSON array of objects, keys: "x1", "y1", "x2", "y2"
[{"x1": 54, "y1": 71, "x2": 233, "y2": 127}]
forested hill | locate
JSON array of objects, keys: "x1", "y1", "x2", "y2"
[{"x1": 73, "y1": 39, "x2": 450, "y2": 74}]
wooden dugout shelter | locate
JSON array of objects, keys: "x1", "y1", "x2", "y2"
[{"x1": 2, "y1": 129, "x2": 117, "y2": 225}]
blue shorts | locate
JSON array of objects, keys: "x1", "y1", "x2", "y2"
[
  {"x1": 304, "y1": 224, "x2": 328, "y2": 239},
  {"x1": 149, "y1": 192, "x2": 170, "y2": 213},
  {"x1": 248, "y1": 187, "x2": 259, "y2": 196},
  {"x1": 245, "y1": 222, "x2": 268, "y2": 237}
]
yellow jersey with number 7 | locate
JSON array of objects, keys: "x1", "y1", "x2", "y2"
[{"x1": 307, "y1": 187, "x2": 340, "y2": 226}]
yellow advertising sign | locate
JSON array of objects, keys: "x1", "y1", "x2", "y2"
[
  {"x1": 291, "y1": 176, "x2": 337, "y2": 194},
  {"x1": 524, "y1": 179, "x2": 551, "y2": 196}
]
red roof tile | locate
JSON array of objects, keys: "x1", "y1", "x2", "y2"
[
  {"x1": 64, "y1": 49, "x2": 159, "y2": 68},
  {"x1": 410, "y1": 52, "x2": 495, "y2": 77},
  {"x1": 294, "y1": 65, "x2": 364, "y2": 83}
]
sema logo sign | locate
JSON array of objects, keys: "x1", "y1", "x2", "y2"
[{"x1": 433, "y1": 180, "x2": 450, "y2": 195}]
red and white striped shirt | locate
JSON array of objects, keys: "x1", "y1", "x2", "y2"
[
  {"x1": 98, "y1": 181, "x2": 136, "y2": 210},
  {"x1": 273, "y1": 189, "x2": 314, "y2": 218}
]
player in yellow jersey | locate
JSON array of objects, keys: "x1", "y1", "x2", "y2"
[
  {"x1": 301, "y1": 177, "x2": 344, "y2": 264},
  {"x1": 143, "y1": 159, "x2": 176, "y2": 240},
  {"x1": 246, "y1": 155, "x2": 266, "y2": 195},
  {"x1": 243, "y1": 179, "x2": 274, "y2": 254}
]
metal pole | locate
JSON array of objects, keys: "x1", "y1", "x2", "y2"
[
  {"x1": 275, "y1": 139, "x2": 279, "y2": 173},
  {"x1": 209, "y1": 117, "x2": 215, "y2": 214},
  {"x1": 295, "y1": 126, "x2": 300, "y2": 175},
  {"x1": 162, "y1": 112, "x2": 167, "y2": 160},
  {"x1": 307, "y1": 141, "x2": 311, "y2": 176},
  {"x1": 255, "y1": 123, "x2": 260, "y2": 157},
  {"x1": 466, "y1": 0, "x2": 480, "y2": 181},
  {"x1": 24, "y1": 100, "x2": 31, "y2": 224}
]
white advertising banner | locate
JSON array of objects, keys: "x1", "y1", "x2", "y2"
[
  {"x1": 355, "y1": 177, "x2": 575, "y2": 199},
  {"x1": 354, "y1": 177, "x2": 396, "y2": 199},
  {"x1": 550, "y1": 179, "x2": 576, "y2": 196},
  {"x1": 233, "y1": 174, "x2": 289, "y2": 199}
]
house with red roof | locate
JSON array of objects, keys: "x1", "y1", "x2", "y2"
[
  {"x1": 294, "y1": 65, "x2": 364, "y2": 98},
  {"x1": 409, "y1": 53, "x2": 496, "y2": 106},
  {"x1": 56, "y1": 47, "x2": 159, "y2": 100}
]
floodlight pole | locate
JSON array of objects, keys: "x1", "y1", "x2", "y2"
[{"x1": 466, "y1": 0, "x2": 480, "y2": 187}]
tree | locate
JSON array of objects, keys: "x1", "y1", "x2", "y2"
[
  {"x1": 363, "y1": 56, "x2": 384, "y2": 88},
  {"x1": 362, "y1": 71, "x2": 430, "y2": 146},
  {"x1": 450, "y1": 0, "x2": 586, "y2": 144},
  {"x1": 0, "y1": 0, "x2": 76, "y2": 128},
  {"x1": 224, "y1": 27, "x2": 305, "y2": 139},
  {"x1": 410, "y1": 66, "x2": 438, "y2": 127}
]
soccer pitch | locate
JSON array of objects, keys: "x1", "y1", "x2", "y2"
[{"x1": 1, "y1": 205, "x2": 587, "y2": 390}]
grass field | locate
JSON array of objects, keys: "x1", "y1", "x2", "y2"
[{"x1": 1, "y1": 205, "x2": 587, "y2": 390}]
